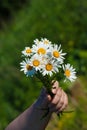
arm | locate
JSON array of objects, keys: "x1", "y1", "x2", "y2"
[{"x1": 5, "y1": 81, "x2": 68, "y2": 130}]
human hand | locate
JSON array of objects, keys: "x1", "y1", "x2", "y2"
[
  {"x1": 49, "y1": 81, "x2": 68, "y2": 114},
  {"x1": 35, "y1": 81, "x2": 68, "y2": 115}
]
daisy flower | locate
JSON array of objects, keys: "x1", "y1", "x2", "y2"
[
  {"x1": 20, "y1": 58, "x2": 36, "y2": 76},
  {"x1": 34, "y1": 39, "x2": 40, "y2": 44},
  {"x1": 32, "y1": 41, "x2": 49, "y2": 55},
  {"x1": 63, "y1": 63, "x2": 77, "y2": 82},
  {"x1": 41, "y1": 38, "x2": 51, "y2": 45},
  {"x1": 22, "y1": 47, "x2": 32, "y2": 57},
  {"x1": 41, "y1": 60, "x2": 59, "y2": 76},
  {"x1": 51, "y1": 44, "x2": 66, "y2": 62},
  {"x1": 30, "y1": 54, "x2": 43, "y2": 71}
]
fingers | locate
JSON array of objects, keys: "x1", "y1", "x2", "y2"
[
  {"x1": 48, "y1": 87, "x2": 68, "y2": 113},
  {"x1": 57, "y1": 92, "x2": 68, "y2": 112},
  {"x1": 37, "y1": 80, "x2": 68, "y2": 114},
  {"x1": 56, "y1": 91, "x2": 68, "y2": 114},
  {"x1": 49, "y1": 87, "x2": 62, "y2": 108},
  {"x1": 37, "y1": 81, "x2": 59, "y2": 108}
]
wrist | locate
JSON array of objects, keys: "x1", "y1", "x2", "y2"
[{"x1": 34, "y1": 98, "x2": 49, "y2": 110}]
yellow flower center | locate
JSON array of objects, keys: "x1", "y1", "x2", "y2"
[
  {"x1": 33, "y1": 60, "x2": 40, "y2": 67},
  {"x1": 53, "y1": 51, "x2": 60, "y2": 58},
  {"x1": 26, "y1": 64, "x2": 33, "y2": 70},
  {"x1": 26, "y1": 49, "x2": 32, "y2": 54},
  {"x1": 46, "y1": 63, "x2": 53, "y2": 71},
  {"x1": 38, "y1": 48, "x2": 46, "y2": 54},
  {"x1": 65, "y1": 69, "x2": 71, "y2": 77}
]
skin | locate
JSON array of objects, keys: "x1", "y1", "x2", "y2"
[{"x1": 5, "y1": 81, "x2": 68, "y2": 130}]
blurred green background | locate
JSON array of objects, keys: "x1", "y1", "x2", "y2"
[{"x1": 0, "y1": 0, "x2": 87, "y2": 129}]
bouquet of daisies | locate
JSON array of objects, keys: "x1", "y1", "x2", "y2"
[{"x1": 20, "y1": 38, "x2": 77, "y2": 95}]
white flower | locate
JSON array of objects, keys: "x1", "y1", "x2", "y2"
[
  {"x1": 30, "y1": 54, "x2": 43, "y2": 71},
  {"x1": 41, "y1": 60, "x2": 59, "y2": 76},
  {"x1": 41, "y1": 38, "x2": 51, "y2": 45},
  {"x1": 50, "y1": 44, "x2": 66, "y2": 62},
  {"x1": 22, "y1": 47, "x2": 32, "y2": 57},
  {"x1": 34, "y1": 39, "x2": 40, "y2": 44},
  {"x1": 20, "y1": 38, "x2": 77, "y2": 83},
  {"x1": 20, "y1": 58, "x2": 35, "y2": 76},
  {"x1": 63, "y1": 63, "x2": 77, "y2": 82},
  {"x1": 32, "y1": 41, "x2": 49, "y2": 55}
]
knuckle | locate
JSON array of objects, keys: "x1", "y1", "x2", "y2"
[
  {"x1": 65, "y1": 102, "x2": 68, "y2": 107},
  {"x1": 56, "y1": 81, "x2": 59, "y2": 87},
  {"x1": 60, "y1": 101, "x2": 64, "y2": 106},
  {"x1": 57, "y1": 88, "x2": 62, "y2": 96},
  {"x1": 52, "y1": 102, "x2": 57, "y2": 106}
]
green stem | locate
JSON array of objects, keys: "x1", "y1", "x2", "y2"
[{"x1": 35, "y1": 71, "x2": 52, "y2": 93}]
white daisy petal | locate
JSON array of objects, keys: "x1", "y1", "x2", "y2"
[
  {"x1": 34, "y1": 39, "x2": 40, "y2": 44},
  {"x1": 63, "y1": 63, "x2": 77, "y2": 82},
  {"x1": 50, "y1": 44, "x2": 66, "y2": 63},
  {"x1": 41, "y1": 38, "x2": 52, "y2": 45}
]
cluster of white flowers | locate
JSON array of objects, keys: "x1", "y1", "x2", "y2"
[{"x1": 20, "y1": 38, "x2": 77, "y2": 82}]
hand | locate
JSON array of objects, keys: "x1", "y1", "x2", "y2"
[
  {"x1": 35, "y1": 81, "x2": 68, "y2": 115},
  {"x1": 49, "y1": 81, "x2": 68, "y2": 114}
]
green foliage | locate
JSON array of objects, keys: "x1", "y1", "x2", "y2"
[
  {"x1": 0, "y1": 0, "x2": 29, "y2": 26},
  {"x1": 0, "y1": 0, "x2": 87, "y2": 129}
]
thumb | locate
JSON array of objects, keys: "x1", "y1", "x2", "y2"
[{"x1": 51, "y1": 81, "x2": 59, "y2": 94}]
